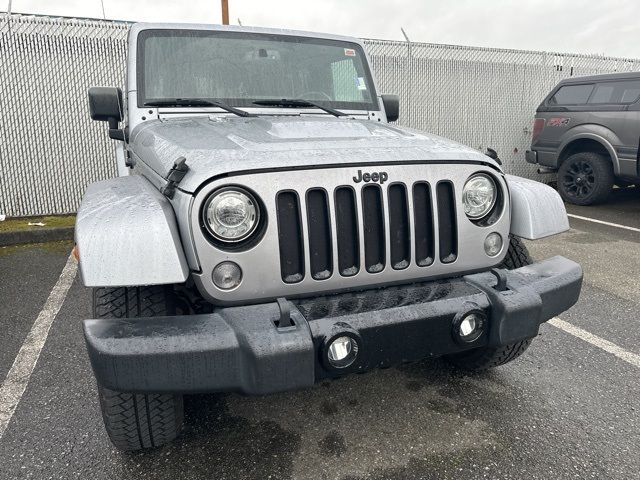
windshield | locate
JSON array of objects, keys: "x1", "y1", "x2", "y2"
[{"x1": 137, "y1": 29, "x2": 379, "y2": 111}]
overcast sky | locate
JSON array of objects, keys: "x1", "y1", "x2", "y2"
[{"x1": 6, "y1": 0, "x2": 640, "y2": 58}]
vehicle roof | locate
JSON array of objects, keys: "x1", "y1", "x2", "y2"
[
  {"x1": 557, "y1": 71, "x2": 640, "y2": 85},
  {"x1": 129, "y1": 22, "x2": 365, "y2": 46}
]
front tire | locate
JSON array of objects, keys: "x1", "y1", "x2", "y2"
[
  {"x1": 92, "y1": 286, "x2": 184, "y2": 451},
  {"x1": 98, "y1": 386, "x2": 183, "y2": 451},
  {"x1": 558, "y1": 151, "x2": 614, "y2": 205},
  {"x1": 497, "y1": 234, "x2": 532, "y2": 270},
  {"x1": 445, "y1": 235, "x2": 533, "y2": 371}
]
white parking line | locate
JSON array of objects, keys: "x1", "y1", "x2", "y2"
[
  {"x1": 567, "y1": 213, "x2": 640, "y2": 233},
  {"x1": 549, "y1": 317, "x2": 640, "y2": 368},
  {"x1": 0, "y1": 254, "x2": 77, "y2": 440}
]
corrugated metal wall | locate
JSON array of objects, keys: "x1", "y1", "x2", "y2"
[{"x1": 2, "y1": 13, "x2": 639, "y2": 217}]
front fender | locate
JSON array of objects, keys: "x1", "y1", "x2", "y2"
[
  {"x1": 506, "y1": 175, "x2": 569, "y2": 240},
  {"x1": 75, "y1": 175, "x2": 189, "y2": 287}
]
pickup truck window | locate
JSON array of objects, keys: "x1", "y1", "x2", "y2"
[
  {"x1": 137, "y1": 29, "x2": 378, "y2": 111},
  {"x1": 549, "y1": 84, "x2": 594, "y2": 105},
  {"x1": 587, "y1": 79, "x2": 640, "y2": 104}
]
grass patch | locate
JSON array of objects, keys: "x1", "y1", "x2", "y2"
[
  {"x1": 0, "y1": 215, "x2": 76, "y2": 232},
  {"x1": 0, "y1": 240, "x2": 74, "y2": 256}
]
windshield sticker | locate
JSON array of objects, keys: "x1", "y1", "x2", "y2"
[
  {"x1": 344, "y1": 48, "x2": 356, "y2": 56},
  {"x1": 355, "y1": 77, "x2": 367, "y2": 90}
]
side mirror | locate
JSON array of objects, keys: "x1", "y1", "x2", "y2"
[
  {"x1": 88, "y1": 87, "x2": 126, "y2": 141},
  {"x1": 381, "y1": 94, "x2": 399, "y2": 122}
]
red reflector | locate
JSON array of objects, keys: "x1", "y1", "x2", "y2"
[{"x1": 532, "y1": 118, "x2": 545, "y2": 142}]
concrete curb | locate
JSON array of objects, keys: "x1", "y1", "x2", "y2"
[{"x1": 0, "y1": 226, "x2": 75, "y2": 247}]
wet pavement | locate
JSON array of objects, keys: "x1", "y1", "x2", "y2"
[{"x1": 1, "y1": 187, "x2": 639, "y2": 480}]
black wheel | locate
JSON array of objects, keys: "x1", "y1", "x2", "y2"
[
  {"x1": 445, "y1": 236, "x2": 533, "y2": 371},
  {"x1": 558, "y1": 151, "x2": 614, "y2": 205},
  {"x1": 92, "y1": 286, "x2": 183, "y2": 451}
]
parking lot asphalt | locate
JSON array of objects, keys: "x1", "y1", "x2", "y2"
[{"x1": 1, "y1": 188, "x2": 639, "y2": 480}]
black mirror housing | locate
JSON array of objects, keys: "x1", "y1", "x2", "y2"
[
  {"x1": 88, "y1": 87, "x2": 123, "y2": 122},
  {"x1": 88, "y1": 87, "x2": 125, "y2": 141},
  {"x1": 381, "y1": 94, "x2": 399, "y2": 122}
]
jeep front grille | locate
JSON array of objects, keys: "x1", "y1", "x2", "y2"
[
  {"x1": 190, "y1": 163, "x2": 510, "y2": 305},
  {"x1": 276, "y1": 180, "x2": 459, "y2": 283}
]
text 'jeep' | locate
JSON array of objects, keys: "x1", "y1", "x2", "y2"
[{"x1": 76, "y1": 23, "x2": 583, "y2": 451}]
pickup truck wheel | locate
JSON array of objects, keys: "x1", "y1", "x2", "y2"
[
  {"x1": 445, "y1": 235, "x2": 533, "y2": 371},
  {"x1": 92, "y1": 286, "x2": 184, "y2": 451},
  {"x1": 558, "y1": 151, "x2": 614, "y2": 205}
]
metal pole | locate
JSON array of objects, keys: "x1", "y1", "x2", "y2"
[
  {"x1": 401, "y1": 28, "x2": 412, "y2": 125},
  {"x1": 221, "y1": 0, "x2": 229, "y2": 25},
  {"x1": 7, "y1": 0, "x2": 12, "y2": 15},
  {"x1": 100, "y1": 0, "x2": 106, "y2": 19}
]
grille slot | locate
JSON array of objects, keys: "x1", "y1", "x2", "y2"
[
  {"x1": 412, "y1": 182, "x2": 435, "y2": 267},
  {"x1": 362, "y1": 184, "x2": 386, "y2": 273},
  {"x1": 388, "y1": 183, "x2": 410, "y2": 270},
  {"x1": 276, "y1": 191, "x2": 305, "y2": 283},
  {"x1": 335, "y1": 187, "x2": 360, "y2": 277},
  {"x1": 436, "y1": 182, "x2": 458, "y2": 263},
  {"x1": 306, "y1": 188, "x2": 333, "y2": 280}
]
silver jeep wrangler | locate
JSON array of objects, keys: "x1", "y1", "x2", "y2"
[{"x1": 76, "y1": 23, "x2": 583, "y2": 451}]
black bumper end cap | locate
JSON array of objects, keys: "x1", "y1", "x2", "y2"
[
  {"x1": 465, "y1": 256, "x2": 582, "y2": 346},
  {"x1": 83, "y1": 303, "x2": 316, "y2": 395}
]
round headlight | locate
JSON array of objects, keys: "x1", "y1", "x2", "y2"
[
  {"x1": 204, "y1": 188, "x2": 259, "y2": 242},
  {"x1": 462, "y1": 174, "x2": 497, "y2": 219}
]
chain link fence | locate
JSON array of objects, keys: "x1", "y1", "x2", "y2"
[
  {"x1": 2, "y1": 13, "x2": 640, "y2": 217},
  {"x1": 0, "y1": 13, "x2": 128, "y2": 217}
]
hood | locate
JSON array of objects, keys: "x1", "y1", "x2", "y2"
[{"x1": 130, "y1": 115, "x2": 497, "y2": 192}]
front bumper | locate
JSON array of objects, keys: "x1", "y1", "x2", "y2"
[{"x1": 84, "y1": 256, "x2": 582, "y2": 395}]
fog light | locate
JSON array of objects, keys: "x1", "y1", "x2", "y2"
[
  {"x1": 484, "y1": 232, "x2": 503, "y2": 257},
  {"x1": 212, "y1": 261, "x2": 242, "y2": 290},
  {"x1": 327, "y1": 335, "x2": 359, "y2": 368},
  {"x1": 459, "y1": 316, "x2": 477, "y2": 337},
  {"x1": 456, "y1": 312, "x2": 486, "y2": 343}
]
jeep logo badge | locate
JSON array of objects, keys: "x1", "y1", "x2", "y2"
[{"x1": 353, "y1": 169, "x2": 388, "y2": 184}]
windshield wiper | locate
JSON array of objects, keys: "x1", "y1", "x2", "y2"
[
  {"x1": 252, "y1": 99, "x2": 347, "y2": 117},
  {"x1": 143, "y1": 98, "x2": 255, "y2": 117}
]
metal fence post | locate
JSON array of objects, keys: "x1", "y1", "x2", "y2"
[{"x1": 401, "y1": 27, "x2": 412, "y2": 125}]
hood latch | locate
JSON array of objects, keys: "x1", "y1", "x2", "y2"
[{"x1": 161, "y1": 156, "x2": 189, "y2": 198}]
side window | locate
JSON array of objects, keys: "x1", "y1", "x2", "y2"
[
  {"x1": 587, "y1": 79, "x2": 640, "y2": 104},
  {"x1": 588, "y1": 84, "x2": 615, "y2": 104},
  {"x1": 620, "y1": 81, "x2": 640, "y2": 103},
  {"x1": 549, "y1": 84, "x2": 594, "y2": 105},
  {"x1": 331, "y1": 59, "x2": 364, "y2": 102}
]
